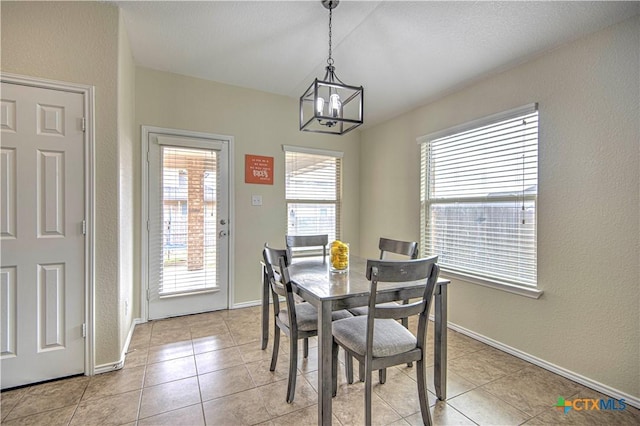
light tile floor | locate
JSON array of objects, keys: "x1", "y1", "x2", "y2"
[{"x1": 1, "y1": 306, "x2": 638, "y2": 425}]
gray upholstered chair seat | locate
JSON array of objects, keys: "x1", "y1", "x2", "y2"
[
  {"x1": 348, "y1": 302, "x2": 401, "y2": 316},
  {"x1": 279, "y1": 303, "x2": 353, "y2": 331},
  {"x1": 332, "y1": 315, "x2": 417, "y2": 358},
  {"x1": 331, "y1": 309, "x2": 354, "y2": 320},
  {"x1": 278, "y1": 302, "x2": 318, "y2": 331}
]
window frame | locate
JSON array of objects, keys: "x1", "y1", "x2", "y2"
[
  {"x1": 418, "y1": 104, "x2": 543, "y2": 299},
  {"x1": 283, "y1": 145, "x2": 343, "y2": 256}
]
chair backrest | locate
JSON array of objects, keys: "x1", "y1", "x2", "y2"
[
  {"x1": 263, "y1": 242, "x2": 290, "y2": 278},
  {"x1": 378, "y1": 237, "x2": 419, "y2": 260},
  {"x1": 262, "y1": 244, "x2": 288, "y2": 295},
  {"x1": 262, "y1": 244, "x2": 297, "y2": 328},
  {"x1": 365, "y1": 256, "x2": 440, "y2": 349},
  {"x1": 285, "y1": 234, "x2": 329, "y2": 263}
]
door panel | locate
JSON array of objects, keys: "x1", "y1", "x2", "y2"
[
  {"x1": 1, "y1": 147, "x2": 17, "y2": 238},
  {"x1": 147, "y1": 133, "x2": 229, "y2": 319},
  {"x1": 1, "y1": 82, "x2": 85, "y2": 389},
  {"x1": 1, "y1": 267, "x2": 18, "y2": 358}
]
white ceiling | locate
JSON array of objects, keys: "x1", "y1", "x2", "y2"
[{"x1": 116, "y1": 1, "x2": 639, "y2": 128}]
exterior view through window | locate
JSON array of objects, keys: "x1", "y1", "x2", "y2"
[
  {"x1": 159, "y1": 146, "x2": 219, "y2": 294},
  {"x1": 284, "y1": 146, "x2": 342, "y2": 255},
  {"x1": 420, "y1": 104, "x2": 539, "y2": 287}
]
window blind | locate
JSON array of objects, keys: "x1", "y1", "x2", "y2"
[
  {"x1": 284, "y1": 146, "x2": 342, "y2": 252},
  {"x1": 420, "y1": 104, "x2": 538, "y2": 287}
]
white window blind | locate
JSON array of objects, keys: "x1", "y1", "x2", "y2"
[
  {"x1": 284, "y1": 146, "x2": 342, "y2": 251},
  {"x1": 157, "y1": 146, "x2": 219, "y2": 295},
  {"x1": 419, "y1": 104, "x2": 538, "y2": 287}
]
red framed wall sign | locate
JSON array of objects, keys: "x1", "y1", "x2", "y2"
[{"x1": 245, "y1": 154, "x2": 274, "y2": 185}]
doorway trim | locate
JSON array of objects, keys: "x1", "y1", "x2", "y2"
[
  {"x1": 1, "y1": 72, "x2": 96, "y2": 376},
  {"x1": 140, "y1": 126, "x2": 235, "y2": 321}
]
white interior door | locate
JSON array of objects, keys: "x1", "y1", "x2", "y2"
[
  {"x1": 147, "y1": 133, "x2": 229, "y2": 319},
  {"x1": 1, "y1": 82, "x2": 85, "y2": 389}
]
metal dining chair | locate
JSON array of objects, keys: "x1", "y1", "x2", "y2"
[
  {"x1": 349, "y1": 238, "x2": 419, "y2": 321},
  {"x1": 347, "y1": 237, "x2": 420, "y2": 382},
  {"x1": 331, "y1": 256, "x2": 440, "y2": 426},
  {"x1": 285, "y1": 234, "x2": 329, "y2": 264},
  {"x1": 378, "y1": 237, "x2": 419, "y2": 328},
  {"x1": 284, "y1": 234, "x2": 328, "y2": 355},
  {"x1": 378, "y1": 237, "x2": 419, "y2": 260},
  {"x1": 262, "y1": 244, "x2": 352, "y2": 403},
  {"x1": 260, "y1": 245, "x2": 291, "y2": 349}
]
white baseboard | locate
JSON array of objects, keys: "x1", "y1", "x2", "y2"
[
  {"x1": 93, "y1": 359, "x2": 124, "y2": 374},
  {"x1": 93, "y1": 318, "x2": 144, "y2": 375},
  {"x1": 231, "y1": 299, "x2": 262, "y2": 309},
  {"x1": 446, "y1": 321, "x2": 640, "y2": 409}
]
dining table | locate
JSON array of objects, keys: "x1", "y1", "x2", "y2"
[{"x1": 260, "y1": 255, "x2": 451, "y2": 426}]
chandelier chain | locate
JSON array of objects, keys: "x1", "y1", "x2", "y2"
[{"x1": 327, "y1": 6, "x2": 334, "y2": 66}]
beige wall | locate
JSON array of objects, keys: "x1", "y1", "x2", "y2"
[
  {"x1": 117, "y1": 13, "x2": 137, "y2": 349},
  {"x1": 135, "y1": 68, "x2": 361, "y2": 305},
  {"x1": 1, "y1": 1, "x2": 123, "y2": 365},
  {"x1": 360, "y1": 17, "x2": 640, "y2": 398}
]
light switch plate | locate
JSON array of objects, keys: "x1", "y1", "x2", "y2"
[{"x1": 251, "y1": 195, "x2": 263, "y2": 206}]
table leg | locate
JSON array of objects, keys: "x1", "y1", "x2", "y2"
[
  {"x1": 434, "y1": 283, "x2": 448, "y2": 400},
  {"x1": 317, "y1": 301, "x2": 333, "y2": 426},
  {"x1": 261, "y1": 264, "x2": 269, "y2": 350}
]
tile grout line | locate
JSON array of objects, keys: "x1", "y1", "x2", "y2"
[
  {"x1": 67, "y1": 378, "x2": 91, "y2": 425},
  {"x1": 0, "y1": 384, "x2": 30, "y2": 422},
  {"x1": 134, "y1": 361, "x2": 148, "y2": 423},
  {"x1": 193, "y1": 340, "x2": 206, "y2": 425}
]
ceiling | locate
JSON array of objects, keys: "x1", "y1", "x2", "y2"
[{"x1": 116, "y1": 1, "x2": 639, "y2": 128}]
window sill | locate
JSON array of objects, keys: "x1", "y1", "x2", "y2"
[{"x1": 441, "y1": 270, "x2": 543, "y2": 299}]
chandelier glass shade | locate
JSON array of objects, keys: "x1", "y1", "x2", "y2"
[{"x1": 299, "y1": 0, "x2": 364, "y2": 135}]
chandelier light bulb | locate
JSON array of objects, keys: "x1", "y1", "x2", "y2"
[
  {"x1": 329, "y1": 93, "x2": 341, "y2": 117},
  {"x1": 316, "y1": 97, "x2": 326, "y2": 115}
]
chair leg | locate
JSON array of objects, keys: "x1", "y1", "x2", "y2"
[
  {"x1": 303, "y1": 337, "x2": 309, "y2": 358},
  {"x1": 332, "y1": 341, "x2": 339, "y2": 397},
  {"x1": 365, "y1": 367, "x2": 373, "y2": 426},
  {"x1": 379, "y1": 368, "x2": 387, "y2": 384},
  {"x1": 359, "y1": 360, "x2": 365, "y2": 382},
  {"x1": 401, "y1": 316, "x2": 409, "y2": 328},
  {"x1": 401, "y1": 316, "x2": 413, "y2": 368},
  {"x1": 345, "y1": 353, "x2": 354, "y2": 384},
  {"x1": 416, "y1": 359, "x2": 433, "y2": 425},
  {"x1": 286, "y1": 337, "x2": 298, "y2": 403},
  {"x1": 270, "y1": 326, "x2": 280, "y2": 371}
]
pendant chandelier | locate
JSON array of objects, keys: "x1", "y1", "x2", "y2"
[{"x1": 299, "y1": 0, "x2": 364, "y2": 135}]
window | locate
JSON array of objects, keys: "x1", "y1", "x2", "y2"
[
  {"x1": 159, "y1": 146, "x2": 219, "y2": 295},
  {"x1": 283, "y1": 145, "x2": 342, "y2": 252},
  {"x1": 419, "y1": 104, "x2": 539, "y2": 292}
]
